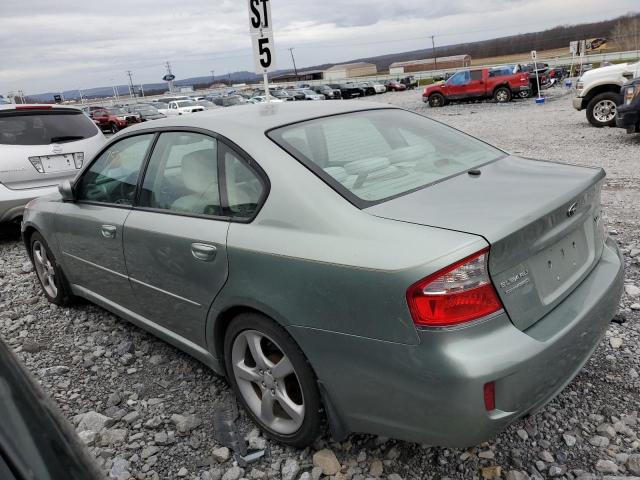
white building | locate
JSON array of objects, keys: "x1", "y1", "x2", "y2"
[{"x1": 323, "y1": 62, "x2": 378, "y2": 81}]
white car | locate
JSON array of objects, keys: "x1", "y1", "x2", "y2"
[
  {"x1": 372, "y1": 83, "x2": 387, "y2": 94},
  {"x1": 156, "y1": 100, "x2": 205, "y2": 116},
  {"x1": 0, "y1": 104, "x2": 106, "y2": 223}
]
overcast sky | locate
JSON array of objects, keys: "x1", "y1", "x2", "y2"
[{"x1": 1, "y1": 0, "x2": 637, "y2": 95}]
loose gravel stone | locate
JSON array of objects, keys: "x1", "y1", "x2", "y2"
[{"x1": 313, "y1": 449, "x2": 341, "y2": 476}]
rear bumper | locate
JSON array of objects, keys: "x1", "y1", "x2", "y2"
[
  {"x1": 573, "y1": 96, "x2": 586, "y2": 111},
  {"x1": 615, "y1": 104, "x2": 640, "y2": 133},
  {"x1": 0, "y1": 183, "x2": 59, "y2": 223},
  {"x1": 291, "y1": 238, "x2": 623, "y2": 446}
]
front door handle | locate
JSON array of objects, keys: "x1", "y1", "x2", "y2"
[
  {"x1": 100, "y1": 225, "x2": 117, "y2": 239},
  {"x1": 191, "y1": 243, "x2": 217, "y2": 262}
]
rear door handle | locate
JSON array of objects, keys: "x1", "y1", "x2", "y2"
[
  {"x1": 191, "y1": 243, "x2": 217, "y2": 262},
  {"x1": 100, "y1": 225, "x2": 117, "y2": 239}
]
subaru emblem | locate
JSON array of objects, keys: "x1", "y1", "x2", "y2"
[{"x1": 51, "y1": 144, "x2": 63, "y2": 154}]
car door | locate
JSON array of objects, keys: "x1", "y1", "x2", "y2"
[
  {"x1": 445, "y1": 71, "x2": 471, "y2": 99},
  {"x1": 467, "y1": 69, "x2": 486, "y2": 97},
  {"x1": 55, "y1": 133, "x2": 155, "y2": 309},
  {"x1": 122, "y1": 131, "x2": 263, "y2": 346}
]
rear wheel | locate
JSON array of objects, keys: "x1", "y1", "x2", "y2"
[
  {"x1": 428, "y1": 93, "x2": 445, "y2": 107},
  {"x1": 586, "y1": 92, "x2": 621, "y2": 127},
  {"x1": 30, "y1": 232, "x2": 75, "y2": 306},
  {"x1": 493, "y1": 86, "x2": 511, "y2": 103},
  {"x1": 110, "y1": 123, "x2": 119, "y2": 134},
  {"x1": 224, "y1": 313, "x2": 322, "y2": 447}
]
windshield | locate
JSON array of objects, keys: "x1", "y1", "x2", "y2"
[
  {"x1": 302, "y1": 90, "x2": 316, "y2": 95},
  {"x1": 108, "y1": 108, "x2": 127, "y2": 115},
  {"x1": 268, "y1": 109, "x2": 504, "y2": 205},
  {"x1": 176, "y1": 101, "x2": 196, "y2": 107},
  {"x1": 0, "y1": 110, "x2": 99, "y2": 146}
]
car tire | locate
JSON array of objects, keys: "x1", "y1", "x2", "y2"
[
  {"x1": 224, "y1": 312, "x2": 322, "y2": 448},
  {"x1": 493, "y1": 86, "x2": 512, "y2": 103},
  {"x1": 110, "y1": 123, "x2": 119, "y2": 134},
  {"x1": 29, "y1": 232, "x2": 76, "y2": 306},
  {"x1": 586, "y1": 92, "x2": 622, "y2": 127},
  {"x1": 428, "y1": 93, "x2": 445, "y2": 108}
]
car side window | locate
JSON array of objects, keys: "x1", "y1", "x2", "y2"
[
  {"x1": 222, "y1": 144, "x2": 264, "y2": 219},
  {"x1": 448, "y1": 71, "x2": 470, "y2": 85},
  {"x1": 139, "y1": 132, "x2": 222, "y2": 217},
  {"x1": 76, "y1": 134, "x2": 153, "y2": 205},
  {"x1": 470, "y1": 70, "x2": 482, "y2": 81}
]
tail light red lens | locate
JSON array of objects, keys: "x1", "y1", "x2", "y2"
[
  {"x1": 484, "y1": 381, "x2": 496, "y2": 411},
  {"x1": 406, "y1": 248, "x2": 503, "y2": 327}
]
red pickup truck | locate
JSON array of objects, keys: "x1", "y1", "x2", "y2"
[{"x1": 422, "y1": 67, "x2": 530, "y2": 107}]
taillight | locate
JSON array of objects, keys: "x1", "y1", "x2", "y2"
[
  {"x1": 406, "y1": 248, "x2": 503, "y2": 327},
  {"x1": 73, "y1": 152, "x2": 84, "y2": 169}
]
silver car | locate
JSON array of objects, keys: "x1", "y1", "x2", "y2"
[
  {"x1": 22, "y1": 102, "x2": 623, "y2": 447},
  {"x1": 0, "y1": 104, "x2": 105, "y2": 223}
]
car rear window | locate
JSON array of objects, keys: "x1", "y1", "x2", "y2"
[
  {"x1": 268, "y1": 109, "x2": 505, "y2": 207},
  {"x1": 0, "y1": 110, "x2": 99, "y2": 146}
]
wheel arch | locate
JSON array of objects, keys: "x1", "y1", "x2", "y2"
[
  {"x1": 583, "y1": 83, "x2": 623, "y2": 103},
  {"x1": 210, "y1": 302, "x2": 349, "y2": 441}
]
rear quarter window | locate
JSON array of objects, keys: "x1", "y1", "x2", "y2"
[{"x1": 0, "y1": 110, "x2": 99, "y2": 146}]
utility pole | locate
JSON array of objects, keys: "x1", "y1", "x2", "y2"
[
  {"x1": 210, "y1": 70, "x2": 215, "y2": 85},
  {"x1": 288, "y1": 47, "x2": 298, "y2": 77},
  {"x1": 126, "y1": 70, "x2": 136, "y2": 100},
  {"x1": 165, "y1": 61, "x2": 174, "y2": 93},
  {"x1": 431, "y1": 36, "x2": 438, "y2": 71},
  {"x1": 78, "y1": 88, "x2": 85, "y2": 105},
  {"x1": 139, "y1": 84, "x2": 145, "y2": 98}
]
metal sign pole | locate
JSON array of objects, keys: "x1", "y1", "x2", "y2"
[{"x1": 263, "y1": 72, "x2": 270, "y2": 101}]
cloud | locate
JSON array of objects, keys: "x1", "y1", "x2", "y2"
[{"x1": 0, "y1": 0, "x2": 637, "y2": 94}]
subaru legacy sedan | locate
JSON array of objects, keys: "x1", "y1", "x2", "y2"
[{"x1": 22, "y1": 102, "x2": 623, "y2": 447}]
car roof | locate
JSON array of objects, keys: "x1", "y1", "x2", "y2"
[{"x1": 124, "y1": 101, "x2": 397, "y2": 140}]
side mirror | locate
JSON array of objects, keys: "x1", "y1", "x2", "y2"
[{"x1": 58, "y1": 180, "x2": 75, "y2": 202}]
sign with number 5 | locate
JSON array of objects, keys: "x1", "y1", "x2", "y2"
[{"x1": 249, "y1": 0, "x2": 276, "y2": 74}]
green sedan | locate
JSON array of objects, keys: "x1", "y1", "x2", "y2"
[{"x1": 22, "y1": 101, "x2": 623, "y2": 447}]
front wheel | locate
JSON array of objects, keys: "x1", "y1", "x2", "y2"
[
  {"x1": 110, "y1": 123, "x2": 119, "y2": 134},
  {"x1": 586, "y1": 92, "x2": 622, "y2": 127},
  {"x1": 493, "y1": 86, "x2": 512, "y2": 103},
  {"x1": 30, "y1": 232, "x2": 75, "y2": 306},
  {"x1": 428, "y1": 93, "x2": 445, "y2": 107},
  {"x1": 224, "y1": 313, "x2": 322, "y2": 447}
]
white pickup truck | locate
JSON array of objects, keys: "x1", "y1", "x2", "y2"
[
  {"x1": 573, "y1": 61, "x2": 640, "y2": 127},
  {"x1": 156, "y1": 100, "x2": 205, "y2": 116}
]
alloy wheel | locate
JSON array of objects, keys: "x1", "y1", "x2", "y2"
[
  {"x1": 231, "y1": 330, "x2": 305, "y2": 435},
  {"x1": 496, "y1": 90, "x2": 509, "y2": 102},
  {"x1": 32, "y1": 241, "x2": 58, "y2": 298},
  {"x1": 593, "y1": 100, "x2": 617, "y2": 123}
]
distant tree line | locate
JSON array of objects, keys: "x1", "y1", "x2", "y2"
[{"x1": 339, "y1": 12, "x2": 640, "y2": 72}]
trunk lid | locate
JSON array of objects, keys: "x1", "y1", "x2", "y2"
[{"x1": 366, "y1": 156, "x2": 606, "y2": 331}]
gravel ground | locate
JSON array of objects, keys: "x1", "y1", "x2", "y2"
[{"x1": 1, "y1": 87, "x2": 640, "y2": 480}]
